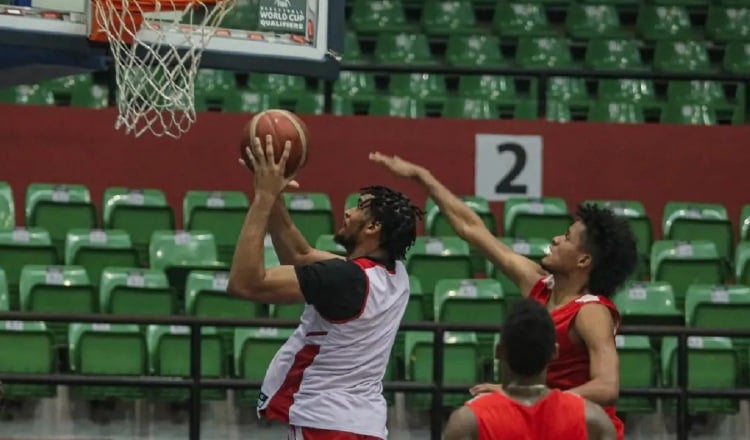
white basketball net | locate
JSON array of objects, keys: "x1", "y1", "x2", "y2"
[{"x1": 94, "y1": 0, "x2": 235, "y2": 139}]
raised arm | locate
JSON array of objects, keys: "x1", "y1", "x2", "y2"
[
  {"x1": 584, "y1": 399, "x2": 617, "y2": 440},
  {"x1": 268, "y1": 197, "x2": 343, "y2": 266},
  {"x1": 370, "y1": 152, "x2": 546, "y2": 295}
]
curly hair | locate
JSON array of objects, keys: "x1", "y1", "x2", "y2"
[
  {"x1": 502, "y1": 298, "x2": 556, "y2": 376},
  {"x1": 577, "y1": 203, "x2": 638, "y2": 297},
  {"x1": 360, "y1": 185, "x2": 423, "y2": 261}
]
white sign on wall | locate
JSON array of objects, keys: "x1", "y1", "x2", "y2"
[{"x1": 475, "y1": 134, "x2": 543, "y2": 201}]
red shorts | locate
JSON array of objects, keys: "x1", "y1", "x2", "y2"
[{"x1": 288, "y1": 426, "x2": 382, "y2": 440}]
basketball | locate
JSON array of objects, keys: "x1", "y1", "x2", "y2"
[{"x1": 240, "y1": 109, "x2": 310, "y2": 178}]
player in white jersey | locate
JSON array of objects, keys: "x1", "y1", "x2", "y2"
[{"x1": 228, "y1": 136, "x2": 423, "y2": 440}]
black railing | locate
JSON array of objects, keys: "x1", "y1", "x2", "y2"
[{"x1": 2, "y1": 312, "x2": 750, "y2": 440}]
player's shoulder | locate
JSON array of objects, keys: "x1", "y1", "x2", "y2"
[{"x1": 466, "y1": 391, "x2": 505, "y2": 408}]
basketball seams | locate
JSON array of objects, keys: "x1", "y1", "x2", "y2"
[{"x1": 276, "y1": 109, "x2": 309, "y2": 173}]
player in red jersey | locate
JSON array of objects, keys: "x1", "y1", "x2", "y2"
[
  {"x1": 444, "y1": 298, "x2": 616, "y2": 440},
  {"x1": 370, "y1": 153, "x2": 637, "y2": 440}
]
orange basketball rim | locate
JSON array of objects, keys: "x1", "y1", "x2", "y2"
[{"x1": 89, "y1": 0, "x2": 219, "y2": 44}]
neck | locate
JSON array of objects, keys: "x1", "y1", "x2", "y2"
[
  {"x1": 548, "y1": 271, "x2": 589, "y2": 306},
  {"x1": 502, "y1": 373, "x2": 548, "y2": 389},
  {"x1": 348, "y1": 243, "x2": 389, "y2": 263}
]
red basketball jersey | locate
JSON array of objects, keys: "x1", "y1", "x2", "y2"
[
  {"x1": 466, "y1": 390, "x2": 587, "y2": 440},
  {"x1": 528, "y1": 276, "x2": 624, "y2": 440}
]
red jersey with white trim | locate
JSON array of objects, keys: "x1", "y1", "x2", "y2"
[
  {"x1": 466, "y1": 390, "x2": 587, "y2": 439},
  {"x1": 528, "y1": 276, "x2": 624, "y2": 440},
  {"x1": 258, "y1": 257, "x2": 409, "y2": 439}
]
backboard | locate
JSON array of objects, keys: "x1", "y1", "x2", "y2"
[{"x1": 0, "y1": 0, "x2": 344, "y2": 88}]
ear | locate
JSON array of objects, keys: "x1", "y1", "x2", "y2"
[
  {"x1": 577, "y1": 253, "x2": 592, "y2": 269},
  {"x1": 365, "y1": 220, "x2": 382, "y2": 236}
]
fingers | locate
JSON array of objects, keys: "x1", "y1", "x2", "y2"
[
  {"x1": 277, "y1": 141, "x2": 292, "y2": 168},
  {"x1": 265, "y1": 134, "x2": 275, "y2": 164},
  {"x1": 244, "y1": 145, "x2": 258, "y2": 170},
  {"x1": 286, "y1": 180, "x2": 300, "y2": 189},
  {"x1": 252, "y1": 137, "x2": 267, "y2": 166},
  {"x1": 369, "y1": 151, "x2": 388, "y2": 163}
]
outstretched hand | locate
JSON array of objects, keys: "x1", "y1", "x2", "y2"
[
  {"x1": 239, "y1": 135, "x2": 299, "y2": 195},
  {"x1": 369, "y1": 151, "x2": 425, "y2": 179}
]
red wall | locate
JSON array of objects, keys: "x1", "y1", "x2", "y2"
[{"x1": 1, "y1": 104, "x2": 749, "y2": 238}]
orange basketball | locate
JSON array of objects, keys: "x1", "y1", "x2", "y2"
[{"x1": 240, "y1": 109, "x2": 310, "y2": 178}]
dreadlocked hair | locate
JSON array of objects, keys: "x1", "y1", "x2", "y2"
[
  {"x1": 360, "y1": 185, "x2": 424, "y2": 261},
  {"x1": 577, "y1": 203, "x2": 638, "y2": 297}
]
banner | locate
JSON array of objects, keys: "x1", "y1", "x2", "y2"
[{"x1": 0, "y1": 104, "x2": 748, "y2": 238}]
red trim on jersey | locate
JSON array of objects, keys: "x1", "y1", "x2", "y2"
[
  {"x1": 326, "y1": 259, "x2": 372, "y2": 324},
  {"x1": 353, "y1": 257, "x2": 396, "y2": 275},
  {"x1": 262, "y1": 344, "x2": 321, "y2": 423},
  {"x1": 296, "y1": 426, "x2": 382, "y2": 440}
]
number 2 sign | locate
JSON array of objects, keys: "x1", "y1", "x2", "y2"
[{"x1": 474, "y1": 134, "x2": 543, "y2": 201}]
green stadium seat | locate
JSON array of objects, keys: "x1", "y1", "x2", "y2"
[
  {"x1": 194, "y1": 69, "x2": 236, "y2": 102},
  {"x1": 70, "y1": 84, "x2": 109, "y2": 109},
  {"x1": 147, "y1": 325, "x2": 226, "y2": 401},
  {"x1": 186, "y1": 270, "x2": 262, "y2": 356},
  {"x1": 39, "y1": 74, "x2": 93, "y2": 97},
  {"x1": 234, "y1": 327, "x2": 293, "y2": 402},
  {"x1": 103, "y1": 187, "x2": 175, "y2": 265},
  {"x1": 295, "y1": 94, "x2": 325, "y2": 115},
  {"x1": 661, "y1": 102, "x2": 717, "y2": 125},
  {"x1": 282, "y1": 192, "x2": 335, "y2": 245},
  {"x1": 584, "y1": 200, "x2": 653, "y2": 278},
  {"x1": 613, "y1": 281, "x2": 683, "y2": 326},
  {"x1": 0, "y1": 320, "x2": 56, "y2": 398},
  {"x1": 20, "y1": 265, "x2": 95, "y2": 345},
  {"x1": 504, "y1": 197, "x2": 573, "y2": 242},
  {"x1": 223, "y1": 91, "x2": 277, "y2": 113},
  {"x1": 404, "y1": 275, "x2": 426, "y2": 323},
  {"x1": 723, "y1": 42, "x2": 750, "y2": 74},
  {"x1": 442, "y1": 98, "x2": 498, "y2": 119},
  {"x1": 425, "y1": 196, "x2": 496, "y2": 237},
  {"x1": 707, "y1": 6, "x2": 750, "y2": 42},
  {"x1": 636, "y1": 5, "x2": 694, "y2": 40},
  {"x1": 0, "y1": 181, "x2": 13, "y2": 231},
  {"x1": 314, "y1": 234, "x2": 347, "y2": 256},
  {"x1": 654, "y1": 40, "x2": 711, "y2": 73},
  {"x1": 446, "y1": 35, "x2": 504, "y2": 67},
  {"x1": 247, "y1": 73, "x2": 307, "y2": 97},
  {"x1": 547, "y1": 77, "x2": 590, "y2": 105},
  {"x1": 25, "y1": 183, "x2": 97, "y2": 256},
  {"x1": 615, "y1": 335, "x2": 659, "y2": 413},
  {"x1": 566, "y1": 4, "x2": 624, "y2": 39},
  {"x1": 343, "y1": 31, "x2": 365, "y2": 64},
  {"x1": 662, "y1": 202, "x2": 733, "y2": 265},
  {"x1": 149, "y1": 230, "x2": 226, "y2": 294},
  {"x1": 741, "y1": 206, "x2": 750, "y2": 241},
  {"x1": 389, "y1": 73, "x2": 448, "y2": 103},
  {"x1": 69, "y1": 323, "x2": 147, "y2": 400},
  {"x1": 0, "y1": 84, "x2": 55, "y2": 105},
  {"x1": 374, "y1": 33, "x2": 435, "y2": 65},
  {"x1": 183, "y1": 190, "x2": 249, "y2": 265},
  {"x1": 370, "y1": 95, "x2": 427, "y2": 118},
  {"x1": 0, "y1": 269, "x2": 7, "y2": 311},
  {"x1": 667, "y1": 81, "x2": 731, "y2": 107},
  {"x1": 350, "y1": 0, "x2": 409, "y2": 33},
  {"x1": 457, "y1": 76, "x2": 519, "y2": 104},
  {"x1": 406, "y1": 236, "x2": 473, "y2": 314},
  {"x1": 662, "y1": 336, "x2": 739, "y2": 414},
  {"x1": 585, "y1": 39, "x2": 644, "y2": 70},
  {"x1": 598, "y1": 79, "x2": 656, "y2": 105},
  {"x1": 64, "y1": 229, "x2": 138, "y2": 287},
  {"x1": 405, "y1": 331, "x2": 479, "y2": 408},
  {"x1": 0, "y1": 228, "x2": 58, "y2": 309},
  {"x1": 100, "y1": 267, "x2": 175, "y2": 316},
  {"x1": 651, "y1": 240, "x2": 724, "y2": 309},
  {"x1": 685, "y1": 284, "x2": 750, "y2": 329},
  {"x1": 737, "y1": 242, "x2": 750, "y2": 285},
  {"x1": 422, "y1": 0, "x2": 476, "y2": 35},
  {"x1": 516, "y1": 37, "x2": 574, "y2": 68},
  {"x1": 546, "y1": 101, "x2": 572, "y2": 122},
  {"x1": 434, "y1": 279, "x2": 505, "y2": 324},
  {"x1": 334, "y1": 72, "x2": 377, "y2": 100},
  {"x1": 588, "y1": 100, "x2": 644, "y2": 123},
  {"x1": 488, "y1": 238, "x2": 549, "y2": 305},
  {"x1": 493, "y1": 3, "x2": 553, "y2": 37}
]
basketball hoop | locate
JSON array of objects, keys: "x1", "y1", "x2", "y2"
[{"x1": 90, "y1": 0, "x2": 235, "y2": 139}]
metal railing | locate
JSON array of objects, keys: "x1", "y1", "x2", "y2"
[{"x1": 2, "y1": 311, "x2": 750, "y2": 440}]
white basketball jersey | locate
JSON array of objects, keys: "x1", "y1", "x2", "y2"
[{"x1": 258, "y1": 258, "x2": 410, "y2": 439}]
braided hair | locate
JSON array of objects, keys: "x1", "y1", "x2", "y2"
[{"x1": 359, "y1": 185, "x2": 423, "y2": 261}]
